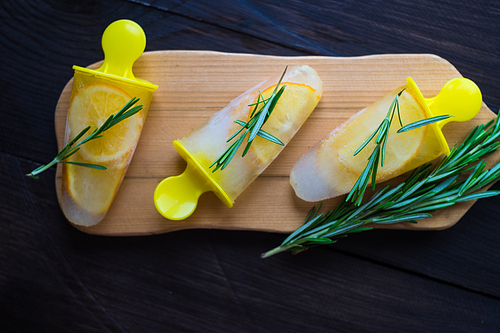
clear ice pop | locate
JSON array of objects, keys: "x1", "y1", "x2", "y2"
[
  {"x1": 154, "y1": 65, "x2": 323, "y2": 220},
  {"x1": 61, "y1": 20, "x2": 158, "y2": 226},
  {"x1": 290, "y1": 77, "x2": 482, "y2": 202}
]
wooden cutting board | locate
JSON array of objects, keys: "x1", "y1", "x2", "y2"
[{"x1": 54, "y1": 51, "x2": 498, "y2": 236}]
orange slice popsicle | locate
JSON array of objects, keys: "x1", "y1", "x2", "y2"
[
  {"x1": 61, "y1": 20, "x2": 158, "y2": 226},
  {"x1": 290, "y1": 77, "x2": 482, "y2": 202}
]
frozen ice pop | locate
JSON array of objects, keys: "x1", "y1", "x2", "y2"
[
  {"x1": 61, "y1": 20, "x2": 158, "y2": 226},
  {"x1": 154, "y1": 65, "x2": 323, "y2": 220},
  {"x1": 290, "y1": 77, "x2": 482, "y2": 202}
]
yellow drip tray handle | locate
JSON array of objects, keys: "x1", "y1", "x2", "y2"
[{"x1": 154, "y1": 141, "x2": 233, "y2": 220}]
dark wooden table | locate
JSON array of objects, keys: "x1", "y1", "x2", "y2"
[{"x1": 2, "y1": 0, "x2": 500, "y2": 332}]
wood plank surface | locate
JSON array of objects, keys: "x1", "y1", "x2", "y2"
[
  {"x1": 54, "y1": 51, "x2": 497, "y2": 236},
  {"x1": 3, "y1": 0, "x2": 500, "y2": 332}
]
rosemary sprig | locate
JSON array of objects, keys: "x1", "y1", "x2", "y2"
[
  {"x1": 347, "y1": 91, "x2": 451, "y2": 205},
  {"x1": 347, "y1": 90, "x2": 405, "y2": 205},
  {"x1": 262, "y1": 116, "x2": 500, "y2": 258},
  {"x1": 26, "y1": 97, "x2": 143, "y2": 179},
  {"x1": 209, "y1": 68, "x2": 288, "y2": 172}
]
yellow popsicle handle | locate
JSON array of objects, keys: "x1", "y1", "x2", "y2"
[
  {"x1": 154, "y1": 141, "x2": 233, "y2": 220},
  {"x1": 406, "y1": 77, "x2": 482, "y2": 156},
  {"x1": 424, "y1": 78, "x2": 482, "y2": 129},
  {"x1": 72, "y1": 19, "x2": 158, "y2": 90},
  {"x1": 97, "y1": 19, "x2": 146, "y2": 80},
  {"x1": 154, "y1": 162, "x2": 211, "y2": 220}
]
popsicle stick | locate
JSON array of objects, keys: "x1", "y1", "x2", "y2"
[{"x1": 54, "y1": 51, "x2": 499, "y2": 236}]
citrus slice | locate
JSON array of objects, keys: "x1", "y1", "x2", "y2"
[
  {"x1": 63, "y1": 82, "x2": 143, "y2": 220},
  {"x1": 319, "y1": 88, "x2": 427, "y2": 185},
  {"x1": 67, "y1": 83, "x2": 143, "y2": 163},
  {"x1": 232, "y1": 82, "x2": 319, "y2": 165},
  {"x1": 63, "y1": 163, "x2": 123, "y2": 218}
]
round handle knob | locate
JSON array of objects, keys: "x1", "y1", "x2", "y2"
[
  {"x1": 425, "y1": 78, "x2": 482, "y2": 129},
  {"x1": 98, "y1": 19, "x2": 146, "y2": 79}
]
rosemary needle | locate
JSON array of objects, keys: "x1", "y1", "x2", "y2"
[
  {"x1": 210, "y1": 68, "x2": 288, "y2": 172},
  {"x1": 262, "y1": 116, "x2": 500, "y2": 258},
  {"x1": 26, "y1": 97, "x2": 143, "y2": 179}
]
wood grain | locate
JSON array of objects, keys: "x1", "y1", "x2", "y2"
[
  {"x1": 54, "y1": 50, "x2": 498, "y2": 236},
  {"x1": 3, "y1": 0, "x2": 500, "y2": 331}
]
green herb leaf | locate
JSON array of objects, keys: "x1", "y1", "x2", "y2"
[
  {"x1": 61, "y1": 161, "x2": 108, "y2": 170},
  {"x1": 26, "y1": 97, "x2": 142, "y2": 179},
  {"x1": 262, "y1": 115, "x2": 500, "y2": 258},
  {"x1": 397, "y1": 115, "x2": 452, "y2": 133},
  {"x1": 210, "y1": 68, "x2": 288, "y2": 172},
  {"x1": 347, "y1": 90, "x2": 404, "y2": 205}
]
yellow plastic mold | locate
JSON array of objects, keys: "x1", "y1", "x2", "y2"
[
  {"x1": 154, "y1": 140, "x2": 233, "y2": 220},
  {"x1": 73, "y1": 19, "x2": 158, "y2": 91}
]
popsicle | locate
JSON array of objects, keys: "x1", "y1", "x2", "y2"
[
  {"x1": 61, "y1": 20, "x2": 158, "y2": 226},
  {"x1": 290, "y1": 77, "x2": 482, "y2": 202},
  {"x1": 154, "y1": 65, "x2": 323, "y2": 220}
]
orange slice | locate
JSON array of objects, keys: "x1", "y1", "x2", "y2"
[
  {"x1": 67, "y1": 83, "x2": 143, "y2": 163},
  {"x1": 319, "y1": 89, "x2": 427, "y2": 186},
  {"x1": 232, "y1": 82, "x2": 319, "y2": 165},
  {"x1": 63, "y1": 83, "x2": 143, "y2": 219},
  {"x1": 63, "y1": 164, "x2": 124, "y2": 217}
]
